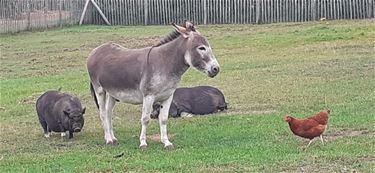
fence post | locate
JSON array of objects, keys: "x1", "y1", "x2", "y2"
[
  {"x1": 312, "y1": 0, "x2": 316, "y2": 20},
  {"x1": 203, "y1": 0, "x2": 207, "y2": 24},
  {"x1": 256, "y1": 0, "x2": 260, "y2": 24},
  {"x1": 27, "y1": 0, "x2": 31, "y2": 30},
  {"x1": 59, "y1": 0, "x2": 62, "y2": 27},
  {"x1": 144, "y1": 0, "x2": 148, "y2": 25},
  {"x1": 44, "y1": 0, "x2": 47, "y2": 28}
]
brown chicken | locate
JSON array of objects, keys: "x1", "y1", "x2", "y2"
[{"x1": 284, "y1": 110, "x2": 330, "y2": 148}]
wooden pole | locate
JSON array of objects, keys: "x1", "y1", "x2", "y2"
[
  {"x1": 79, "y1": 0, "x2": 110, "y2": 25},
  {"x1": 27, "y1": 0, "x2": 31, "y2": 30},
  {"x1": 79, "y1": 0, "x2": 90, "y2": 25}
]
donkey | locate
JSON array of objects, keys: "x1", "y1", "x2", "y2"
[{"x1": 87, "y1": 21, "x2": 220, "y2": 149}]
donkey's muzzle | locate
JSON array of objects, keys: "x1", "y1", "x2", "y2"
[{"x1": 208, "y1": 66, "x2": 220, "y2": 78}]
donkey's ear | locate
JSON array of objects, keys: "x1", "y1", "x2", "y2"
[
  {"x1": 171, "y1": 23, "x2": 190, "y2": 38},
  {"x1": 184, "y1": 21, "x2": 196, "y2": 32}
]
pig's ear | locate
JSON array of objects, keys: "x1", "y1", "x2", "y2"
[
  {"x1": 63, "y1": 110, "x2": 70, "y2": 117},
  {"x1": 82, "y1": 107, "x2": 86, "y2": 115}
]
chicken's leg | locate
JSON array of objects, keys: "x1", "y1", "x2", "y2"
[
  {"x1": 306, "y1": 139, "x2": 314, "y2": 148},
  {"x1": 320, "y1": 135, "x2": 324, "y2": 145}
]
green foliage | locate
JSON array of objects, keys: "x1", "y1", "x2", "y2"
[{"x1": 1, "y1": 20, "x2": 374, "y2": 172}]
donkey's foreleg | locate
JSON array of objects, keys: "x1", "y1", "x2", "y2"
[
  {"x1": 159, "y1": 95, "x2": 174, "y2": 150},
  {"x1": 139, "y1": 96, "x2": 155, "y2": 149}
]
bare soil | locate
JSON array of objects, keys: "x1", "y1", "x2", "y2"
[{"x1": 326, "y1": 128, "x2": 372, "y2": 141}]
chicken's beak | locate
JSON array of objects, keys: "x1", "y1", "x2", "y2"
[{"x1": 283, "y1": 115, "x2": 289, "y2": 122}]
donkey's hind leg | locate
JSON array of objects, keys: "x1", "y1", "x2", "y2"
[
  {"x1": 95, "y1": 88, "x2": 117, "y2": 145},
  {"x1": 159, "y1": 95, "x2": 174, "y2": 150},
  {"x1": 105, "y1": 94, "x2": 117, "y2": 144}
]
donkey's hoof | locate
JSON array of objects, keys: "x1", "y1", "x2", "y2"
[
  {"x1": 139, "y1": 144, "x2": 148, "y2": 150},
  {"x1": 164, "y1": 144, "x2": 174, "y2": 150},
  {"x1": 106, "y1": 139, "x2": 118, "y2": 146}
]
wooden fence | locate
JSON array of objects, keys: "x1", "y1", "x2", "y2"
[
  {"x1": 0, "y1": 0, "x2": 85, "y2": 33},
  {"x1": 1, "y1": 0, "x2": 374, "y2": 33},
  {"x1": 88, "y1": 0, "x2": 375, "y2": 25}
]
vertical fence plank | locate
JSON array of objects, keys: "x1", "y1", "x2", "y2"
[
  {"x1": 263, "y1": 0, "x2": 266, "y2": 23},
  {"x1": 367, "y1": 0, "x2": 371, "y2": 18},
  {"x1": 349, "y1": 0, "x2": 352, "y2": 19},
  {"x1": 244, "y1": 0, "x2": 247, "y2": 24},
  {"x1": 114, "y1": 0, "x2": 117, "y2": 25},
  {"x1": 119, "y1": 0, "x2": 123, "y2": 25},
  {"x1": 356, "y1": 0, "x2": 359, "y2": 19},
  {"x1": 303, "y1": 0, "x2": 306, "y2": 22},
  {"x1": 144, "y1": 0, "x2": 147, "y2": 25},
  {"x1": 360, "y1": 0, "x2": 364, "y2": 19},
  {"x1": 1, "y1": 0, "x2": 3, "y2": 33},
  {"x1": 131, "y1": 0, "x2": 134, "y2": 25},
  {"x1": 289, "y1": 0, "x2": 292, "y2": 22},
  {"x1": 342, "y1": 0, "x2": 346, "y2": 19},
  {"x1": 284, "y1": 0, "x2": 287, "y2": 22},
  {"x1": 297, "y1": 0, "x2": 300, "y2": 22}
]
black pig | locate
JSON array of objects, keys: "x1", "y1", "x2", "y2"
[
  {"x1": 151, "y1": 86, "x2": 228, "y2": 118},
  {"x1": 36, "y1": 90, "x2": 85, "y2": 139}
]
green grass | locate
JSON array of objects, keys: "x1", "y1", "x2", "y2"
[{"x1": 1, "y1": 19, "x2": 374, "y2": 172}]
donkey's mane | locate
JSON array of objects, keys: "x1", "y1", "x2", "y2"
[{"x1": 154, "y1": 30, "x2": 181, "y2": 47}]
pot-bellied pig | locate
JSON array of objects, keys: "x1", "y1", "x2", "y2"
[
  {"x1": 151, "y1": 86, "x2": 227, "y2": 119},
  {"x1": 36, "y1": 90, "x2": 85, "y2": 139}
]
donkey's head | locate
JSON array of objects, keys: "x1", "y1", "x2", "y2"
[{"x1": 172, "y1": 21, "x2": 220, "y2": 78}]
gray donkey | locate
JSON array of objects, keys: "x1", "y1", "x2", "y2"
[{"x1": 87, "y1": 21, "x2": 220, "y2": 149}]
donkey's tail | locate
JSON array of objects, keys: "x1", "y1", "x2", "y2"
[{"x1": 90, "y1": 83, "x2": 99, "y2": 109}]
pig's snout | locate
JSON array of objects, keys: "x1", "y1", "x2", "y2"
[
  {"x1": 72, "y1": 123, "x2": 83, "y2": 132},
  {"x1": 73, "y1": 128, "x2": 81, "y2": 132}
]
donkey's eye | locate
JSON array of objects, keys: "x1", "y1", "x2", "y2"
[{"x1": 198, "y1": 47, "x2": 206, "y2": 51}]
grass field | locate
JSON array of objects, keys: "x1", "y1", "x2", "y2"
[{"x1": 0, "y1": 19, "x2": 374, "y2": 172}]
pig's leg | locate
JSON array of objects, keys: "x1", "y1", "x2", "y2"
[
  {"x1": 180, "y1": 112, "x2": 194, "y2": 118},
  {"x1": 68, "y1": 131, "x2": 73, "y2": 139},
  {"x1": 58, "y1": 122, "x2": 67, "y2": 138},
  {"x1": 45, "y1": 126, "x2": 52, "y2": 138},
  {"x1": 38, "y1": 116, "x2": 50, "y2": 137}
]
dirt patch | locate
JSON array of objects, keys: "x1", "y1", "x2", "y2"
[
  {"x1": 227, "y1": 103, "x2": 278, "y2": 115},
  {"x1": 298, "y1": 164, "x2": 358, "y2": 173},
  {"x1": 117, "y1": 36, "x2": 161, "y2": 49},
  {"x1": 326, "y1": 128, "x2": 372, "y2": 141},
  {"x1": 147, "y1": 133, "x2": 175, "y2": 142},
  {"x1": 360, "y1": 156, "x2": 375, "y2": 162},
  {"x1": 19, "y1": 92, "x2": 44, "y2": 105}
]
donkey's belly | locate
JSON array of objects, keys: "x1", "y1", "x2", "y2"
[{"x1": 108, "y1": 89, "x2": 143, "y2": 104}]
